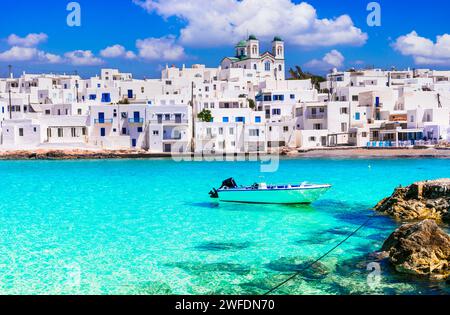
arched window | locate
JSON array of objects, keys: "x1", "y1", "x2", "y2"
[
  {"x1": 278, "y1": 65, "x2": 282, "y2": 72},
  {"x1": 252, "y1": 45, "x2": 257, "y2": 54},
  {"x1": 277, "y1": 47, "x2": 283, "y2": 56},
  {"x1": 253, "y1": 64, "x2": 257, "y2": 70},
  {"x1": 264, "y1": 61, "x2": 271, "y2": 71}
]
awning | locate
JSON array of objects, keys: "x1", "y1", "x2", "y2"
[{"x1": 29, "y1": 104, "x2": 43, "y2": 113}]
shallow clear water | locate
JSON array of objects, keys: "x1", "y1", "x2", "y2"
[{"x1": 0, "y1": 158, "x2": 449, "y2": 295}]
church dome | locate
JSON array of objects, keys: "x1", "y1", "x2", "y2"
[
  {"x1": 248, "y1": 34, "x2": 258, "y2": 40},
  {"x1": 273, "y1": 36, "x2": 283, "y2": 42},
  {"x1": 236, "y1": 40, "x2": 248, "y2": 47}
]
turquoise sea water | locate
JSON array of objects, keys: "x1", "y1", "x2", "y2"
[{"x1": 0, "y1": 158, "x2": 449, "y2": 295}]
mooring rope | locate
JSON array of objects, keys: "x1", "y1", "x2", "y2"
[{"x1": 263, "y1": 214, "x2": 377, "y2": 295}]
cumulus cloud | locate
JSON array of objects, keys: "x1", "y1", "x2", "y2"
[
  {"x1": 133, "y1": 0, "x2": 367, "y2": 48},
  {"x1": 0, "y1": 46, "x2": 62, "y2": 63},
  {"x1": 64, "y1": 50, "x2": 104, "y2": 66},
  {"x1": 393, "y1": 31, "x2": 450, "y2": 65},
  {"x1": 136, "y1": 36, "x2": 186, "y2": 61},
  {"x1": 100, "y1": 44, "x2": 136, "y2": 59},
  {"x1": 7, "y1": 33, "x2": 48, "y2": 47},
  {"x1": 304, "y1": 49, "x2": 344, "y2": 70},
  {"x1": 1, "y1": 33, "x2": 108, "y2": 66}
]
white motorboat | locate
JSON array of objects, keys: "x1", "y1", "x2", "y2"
[{"x1": 209, "y1": 178, "x2": 331, "y2": 204}]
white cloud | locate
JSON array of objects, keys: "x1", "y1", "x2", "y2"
[
  {"x1": 393, "y1": 31, "x2": 450, "y2": 65},
  {"x1": 100, "y1": 44, "x2": 136, "y2": 59},
  {"x1": 0, "y1": 46, "x2": 62, "y2": 63},
  {"x1": 133, "y1": 0, "x2": 367, "y2": 48},
  {"x1": 304, "y1": 49, "x2": 344, "y2": 70},
  {"x1": 125, "y1": 51, "x2": 137, "y2": 59},
  {"x1": 64, "y1": 50, "x2": 104, "y2": 66},
  {"x1": 7, "y1": 33, "x2": 48, "y2": 47},
  {"x1": 136, "y1": 36, "x2": 186, "y2": 61}
]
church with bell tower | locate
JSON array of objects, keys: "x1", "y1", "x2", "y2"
[{"x1": 220, "y1": 35, "x2": 286, "y2": 80}]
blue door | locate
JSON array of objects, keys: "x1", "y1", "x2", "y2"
[
  {"x1": 133, "y1": 111, "x2": 140, "y2": 123},
  {"x1": 100, "y1": 128, "x2": 106, "y2": 137},
  {"x1": 98, "y1": 112, "x2": 105, "y2": 123},
  {"x1": 132, "y1": 139, "x2": 137, "y2": 147},
  {"x1": 128, "y1": 90, "x2": 133, "y2": 99}
]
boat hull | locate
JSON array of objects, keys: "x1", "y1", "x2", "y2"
[{"x1": 217, "y1": 186, "x2": 330, "y2": 204}]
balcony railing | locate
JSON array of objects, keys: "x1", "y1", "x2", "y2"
[
  {"x1": 308, "y1": 114, "x2": 326, "y2": 119},
  {"x1": 128, "y1": 118, "x2": 144, "y2": 123},
  {"x1": 150, "y1": 119, "x2": 188, "y2": 124},
  {"x1": 163, "y1": 134, "x2": 182, "y2": 140},
  {"x1": 94, "y1": 119, "x2": 113, "y2": 124},
  {"x1": 201, "y1": 134, "x2": 216, "y2": 140}
]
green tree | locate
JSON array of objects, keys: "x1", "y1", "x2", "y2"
[
  {"x1": 197, "y1": 109, "x2": 213, "y2": 122},
  {"x1": 248, "y1": 99, "x2": 256, "y2": 110},
  {"x1": 288, "y1": 66, "x2": 326, "y2": 90}
]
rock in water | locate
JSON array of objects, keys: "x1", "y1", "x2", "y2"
[
  {"x1": 374, "y1": 179, "x2": 450, "y2": 223},
  {"x1": 381, "y1": 220, "x2": 450, "y2": 280}
]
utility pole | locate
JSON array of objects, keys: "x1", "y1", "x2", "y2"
[
  {"x1": 75, "y1": 80, "x2": 79, "y2": 103},
  {"x1": 7, "y1": 64, "x2": 12, "y2": 119},
  {"x1": 190, "y1": 81, "x2": 195, "y2": 154},
  {"x1": 8, "y1": 88, "x2": 12, "y2": 120}
]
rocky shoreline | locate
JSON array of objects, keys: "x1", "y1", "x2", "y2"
[
  {"x1": 374, "y1": 220, "x2": 450, "y2": 280},
  {"x1": 372, "y1": 179, "x2": 450, "y2": 280},
  {"x1": 0, "y1": 149, "x2": 173, "y2": 160},
  {"x1": 2, "y1": 147, "x2": 450, "y2": 160},
  {"x1": 374, "y1": 179, "x2": 450, "y2": 223}
]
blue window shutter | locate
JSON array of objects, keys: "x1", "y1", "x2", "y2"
[
  {"x1": 222, "y1": 117, "x2": 229, "y2": 123},
  {"x1": 101, "y1": 93, "x2": 111, "y2": 103},
  {"x1": 255, "y1": 116, "x2": 261, "y2": 123}
]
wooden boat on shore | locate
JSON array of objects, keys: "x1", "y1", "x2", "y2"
[{"x1": 209, "y1": 178, "x2": 331, "y2": 204}]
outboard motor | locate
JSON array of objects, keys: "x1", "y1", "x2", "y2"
[
  {"x1": 209, "y1": 178, "x2": 238, "y2": 199},
  {"x1": 209, "y1": 188, "x2": 219, "y2": 199}
]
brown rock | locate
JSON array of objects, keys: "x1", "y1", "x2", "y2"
[
  {"x1": 381, "y1": 220, "x2": 450, "y2": 280},
  {"x1": 374, "y1": 179, "x2": 450, "y2": 223}
]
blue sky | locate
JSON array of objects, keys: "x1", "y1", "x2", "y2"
[{"x1": 0, "y1": 0, "x2": 449, "y2": 78}]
